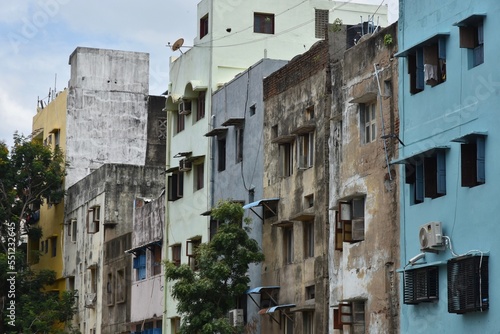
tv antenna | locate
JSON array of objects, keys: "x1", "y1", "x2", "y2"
[{"x1": 169, "y1": 38, "x2": 185, "y2": 54}]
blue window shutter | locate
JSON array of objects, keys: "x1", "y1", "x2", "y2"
[
  {"x1": 416, "y1": 48, "x2": 425, "y2": 90},
  {"x1": 415, "y1": 162, "x2": 424, "y2": 202},
  {"x1": 476, "y1": 136, "x2": 485, "y2": 183},
  {"x1": 437, "y1": 151, "x2": 446, "y2": 194},
  {"x1": 139, "y1": 253, "x2": 146, "y2": 267},
  {"x1": 438, "y1": 37, "x2": 446, "y2": 59},
  {"x1": 133, "y1": 257, "x2": 139, "y2": 269},
  {"x1": 152, "y1": 329, "x2": 162, "y2": 334}
]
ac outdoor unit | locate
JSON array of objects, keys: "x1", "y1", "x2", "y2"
[
  {"x1": 85, "y1": 293, "x2": 97, "y2": 308},
  {"x1": 178, "y1": 99, "x2": 192, "y2": 115},
  {"x1": 228, "y1": 308, "x2": 244, "y2": 327},
  {"x1": 419, "y1": 221, "x2": 444, "y2": 252},
  {"x1": 179, "y1": 158, "x2": 192, "y2": 172}
]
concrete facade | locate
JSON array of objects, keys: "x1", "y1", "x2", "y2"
[
  {"x1": 65, "y1": 47, "x2": 150, "y2": 189},
  {"x1": 30, "y1": 89, "x2": 68, "y2": 293},
  {"x1": 129, "y1": 192, "x2": 165, "y2": 333},
  {"x1": 329, "y1": 23, "x2": 400, "y2": 334},
  {"x1": 209, "y1": 58, "x2": 288, "y2": 330},
  {"x1": 63, "y1": 164, "x2": 164, "y2": 334},
  {"x1": 397, "y1": 1, "x2": 499, "y2": 333},
  {"x1": 163, "y1": 1, "x2": 387, "y2": 332},
  {"x1": 261, "y1": 39, "x2": 331, "y2": 334}
]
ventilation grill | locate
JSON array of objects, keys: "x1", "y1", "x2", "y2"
[
  {"x1": 447, "y1": 255, "x2": 489, "y2": 314},
  {"x1": 404, "y1": 266, "x2": 439, "y2": 304}
]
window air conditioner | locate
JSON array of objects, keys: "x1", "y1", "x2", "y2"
[
  {"x1": 228, "y1": 308, "x2": 244, "y2": 327},
  {"x1": 178, "y1": 99, "x2": 192, "y2": 115},
  {"x1": 419, "y1": 221, "x2": 444, "y2": 252},
  {"x1": 179, "y1": 159, "x2": 192, "y2": 172}
]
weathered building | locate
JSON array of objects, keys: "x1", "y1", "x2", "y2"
[
  {"x1": 128, "y1": 192, "x2": 165, "y2": 333},
  {"x1": 260, "y1": 39, "x2": 331, "y2": 334},
  {"x1": 396, "y1": 1, "x2": 499, "y2": 333},
  {"x1": 163, "y1": 1, "x2": 387, "y2": 331},
  {"x1": 63, "y1": 164, "x2": 164, "y2": 334},
  {"x1": 208, "y1": 58, "x2": 288, "y2": 330},
  {"x1": 329, "y1": 22, "x2": 400, "y2": 334}
]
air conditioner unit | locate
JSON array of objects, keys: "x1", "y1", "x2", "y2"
[
  {"x1": 178, "y1": 99, "x2": 192, "y2": 115},
  {"x1": 419, "y1": 221, "x2": 444, "y2": 252},
  {"x1": 228, "y1": 308, "x2": 244, "y2": 327},
  {"x1": 85, "y1": 293, "x2": 97, "y2": 308},
  {"x1": 179, "y1": 158, "x2": 192, "y2": 172}
]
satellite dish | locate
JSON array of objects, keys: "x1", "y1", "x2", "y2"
[{"x1": 171, "y1": 38, "x2": 184, "y2": 53}]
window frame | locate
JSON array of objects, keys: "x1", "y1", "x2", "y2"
[
  {"x1": 151, "y1": 244, "x2": 162, "y2": 276},
  {"x1": 360, "y1": 102, "x2": 377, "y2": 144},
  {"x1": 133, "y1": 250, "x2": 147, "y2": 281},
  {"x1": 458, "y1": 16, "x2": 484, "y2": 68},
  {"x1": 460, "y1": 135, "x2": 485, "y2": 187},
  {"x1": 176, "y1": 112, "x2": 185, "y2": 133},
  {"x1": 197, "y1": 91, "x2": 206, "y2": 121},
  {"x1": 254, "y1": 12, "x2": 275, "y2": 34},
  {"x1": 297, "y1": 131, "x2": 314, "y2": 169},
  {"x1": 303, "y1": 220, "x2": 314, "y2": 258},
  {"x1": 303, "y1": 310, "x2": 315, "y2": 334},
  {"x1": 87, "y1": 206, "x2": 100, "y2": 234},
  {"x1": 235, "y1": 127, "x2": 244, "y2": 163},
  {"x1": 194, "y1": 162, "x2": 204, "y2": 191},
  {"x1": 186, "y1": 238, "x2": 202, "y2": 271},
  {"x1": 279, "y1": 142, "x2": 293, "y2": 177},
  {"x1": 200, "y1": 14, "x2": 209, "y2": 39},
  {"x1": 283, "y1": 225, "x2": 294, "y2": 265},
  {"x1": 168, "y1": 171, "x2": 184, "y2": 201},
  {"x1": 217, "y1": 137, "x2": 227, "y2": 172},
  {"x1": 340, "y1": 301, "x2": 365, "y2": 333},
  {"x1": 335, "y1": 197, "x2": 365, "y2": 250},
  {"x1": 171, "y1": 244, "x2": 181, "y2": 267}
]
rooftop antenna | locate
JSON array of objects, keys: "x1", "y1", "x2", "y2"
[{"x1": 169, "y1": 38, "x2": 185, "y2": 54}]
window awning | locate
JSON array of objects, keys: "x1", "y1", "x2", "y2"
[
  {"x1": 165, "y1": 166, "x2": 179, "y2": 173},
  {"x1": 243, "y1": 198, "x2": 279, "y2": 221},
  {"x1": 291, "y1": 123, "x2": 315, "y2": 135},
  {"x1": 125, "y1": 239, "x2": 162, "y2": 254},
  {"x1": 204, "y1": 127, "x2": 228, "y2": 137},
  {"x1": 246, "y1": 286, "x2": 280, "y2": 294},
  {"x1": 451, "y1": 131, "x2": 487, "y2": 143},
  {"x1": 349, "y1": 92, "x2": 377, "y2": 104},
  {"x1": 271, "y1": 135, "x2": 295, "y2": 144},
  {"x1": 289, "y1": 210, "x2": 315, "y2": 221},
  {"x1": 222, "y1": 117, "x2": 245, "y2": 127},
  {"x1": 258, "y1": 304, "x2": 296, "y2": 315},
  {"x1": 395, "y1": 32, "x2": 450, "y2": 57},
  {"x1": 453, "y1": 13, "x2": 486, "y2": 27},
  {"x1": 390, "y1": 146, "x2": 449, "y2": 164}
]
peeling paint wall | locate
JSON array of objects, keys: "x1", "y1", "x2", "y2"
[
  {"x1": 262, "y1": 39, "x2": 331, "y2": 334},
  {"x1": 328, "y1": 22, "x2": 400, "y2": 334},
  {"x1": 63, "y1": 164, "x2": 164, "y2": 334},
  {"x1": 65, "y1": 47, "x2": 150, "y2": 189}
]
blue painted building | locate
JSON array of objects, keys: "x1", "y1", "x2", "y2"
[{"x1": 396, "y1": 1, "x2": 499, "y2": 333}]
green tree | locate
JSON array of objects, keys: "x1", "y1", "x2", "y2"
[
  {"x1": 0, "y1": 134, "x2": 71, "y2": 333},
  {"x1": 165, "y1": 200, "x2": 265, "y2": 334}
]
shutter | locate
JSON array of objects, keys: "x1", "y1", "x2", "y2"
[
  {"x1": 408, "y1": 54, "x2": 418, "y2": 94},
  {"x1": 133, "y1": 257, "x2": 139, "y2": 269},
  {"x1": 415, "y1": 162, "x2": 424, "y2": 202},
  {"x1": 476, "y1": 136, "x2": 485, "y2": 183},
  {"x1": 438, "y1": 37, "x2": 446, "y2": 60},
  {"x1": 436, "y1": 151, "x2": 446, "y2": 195},
  {"x1": 177, "y1": 173, "x2": 184, "y2": 197},
  {"x1": 461, "y1": 142, "x2": 476, "y2": 187},
  {"x1": 416, "y1": 48, "x2": 425, "y2": 90},
  {"x1": 334, "y1": 211, "x2": 343, "y2": 251},
  {"x1": 167, "y1": 175, "x2": 177, "y2": 201},
  {"x1": 405, "y1": 163, "x2": 416, "y2": 184},
  {"x1": 351, "y1": 218, "x2": 365, "y2": 241}
]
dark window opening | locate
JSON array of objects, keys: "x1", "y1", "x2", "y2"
[{"x1": 254, "y1": 13, "x2": 275, "y2": 34}]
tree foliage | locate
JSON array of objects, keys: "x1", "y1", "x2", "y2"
[
  {"x1": 0, "y1": 134, "x2": 66, "y2": 251},
  {"x1": 165, "y1": 200, "x2": 265, "y2": 334}
]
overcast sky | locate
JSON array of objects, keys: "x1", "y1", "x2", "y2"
[{"x1": 0, "y1": 0, "x2": 397, "y2": 149}]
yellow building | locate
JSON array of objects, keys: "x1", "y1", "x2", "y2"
[{"x1": 29, "y1": 89, "x2": 68, "y2": 293}]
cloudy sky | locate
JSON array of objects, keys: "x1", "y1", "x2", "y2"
[{"x1": 0, "y1": 0, "x2": 397, "y2": 149}]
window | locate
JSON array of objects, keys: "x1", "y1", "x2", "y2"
[
  {"x1": 306, "y1": 105, "x2": 315, "y2": 120},
  {"x1": 284, "y1": 314, "x2": 294, "y2": 334},
  {"x1": 447, "y1": 255, "x2": 489, "y2": 314},
  {"x1": 306, "y1": 285, "x2": 315, "y2": 300},
  {"x1": 195, "y1": 162, "x2": 204, "y2": 191},
  {"x1": 298, "y1": 132, "x2": 314, "y2": 168},
  {"x1": 171, "y1": 317, "x2": 181, "y2": 334},
  {"x1": 90, "y1": 267, "x2": 97, "y2": 294},
  {"x1": 460, "y1": 135, "x2": 485, "y2": 187},
  {"x1": 158, "y1": 118, "x2": 167, "y2": 140},
  {"x1": 168, "y1": 171, "x2": 184, "y2": 201},
  {"x1": 200, "y1": 14, "x2": 209, "y2": 39},
  {"x1": 133, "y1": 250, "x2": 147, "y2": 281},
  {"x1": 44, "y1": 239, "x2": 48, "y2": 253},
  {"x1": 402, "y1": 36, "x2": 447, "y2": 94},
  {"x1": 197, "y1": 91, "x2": 206, "y2": 121},
  {"x1": 254, "y1": 13, "x2": 274, "y2": 34},
  {"x1": 305, "y1": 194, "x2": 314, "y2": 208},
  {"x1": 303, "y1": 220, "x2": 314, "y2": 258},
  {"x1": 53, "y1": 129, "x2": 60, "y2": 148},
  {"x1": 236, "y1": 127, "x2": 244, "y2": 163},
  {"x1": 335, "y1": 197, "x2": 365, "y2": 250},
  {"x1": 176, "y1": 112, "x2": 185, "y2": 133},
  {"x1": 209, "y1": 219, "x2": 221, "y2": 241},
  {"x1": 186, "y1": 238, "x2": 201, "y2": 271},
  {"x1": 107, "y1": 272, "x2": 114, "y2": 306},
  {"x1": 458, "y1": 16, "x2": 484, "y2": 67},
  {"x1": 50, "y1": 236, "x2": 57, "y2": 257},
  {"x1": 249, "y1": 104, "x2": 256, "y2": 116},
  {"x1": 87, "y1": 206, "x2": 100, "y2": 234},
  {"x1": 405, "y1": 150, "x2": 446, "y2": 204},
  {"x1": 172, "y1": 244, "x2": 181, "y2": 267},
  {"x1": 315, "y1": 9, "x2": 329, "y2": 38},
  {"x1": 340, "y1": 301, "x2": 365, "y2": 334},
  {"x1": 283, "y1": 225, "x2": 294, "y2": 264},
  {"x1": 151, "y1": 244, "x2": 162, "y2": 276},
  {"x1": 71, "y1": 220, "x2": 77, "y2": 242},
  {"x1": 218, "y1": 137, "x2": 226, "y2": 171},
  {"x1": 303, "y1": 311, "x2": 314, "y2": 334},
  {"x1": 279, "y1": 143, "x2": 293, "y2": 177},
  {"x1": 404, "y1": 266, "x2": 439, "y2": 304},
  {"x1": 360, "y1": 102, "x2": 377, "y2": 144}
]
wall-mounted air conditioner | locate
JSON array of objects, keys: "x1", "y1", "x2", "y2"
[
  {"x1": 179, "y1": 158, "x2": 192, "y2": 172},
  {"x1": 178, "y1": 99, "x2": 192, "y2": 115},
  {"x1": 419, "y1": 221, "x2": 444, "y2": 252},
  {"x1": 228, "y1": 308, "x2": 244, "y2": 327}
]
